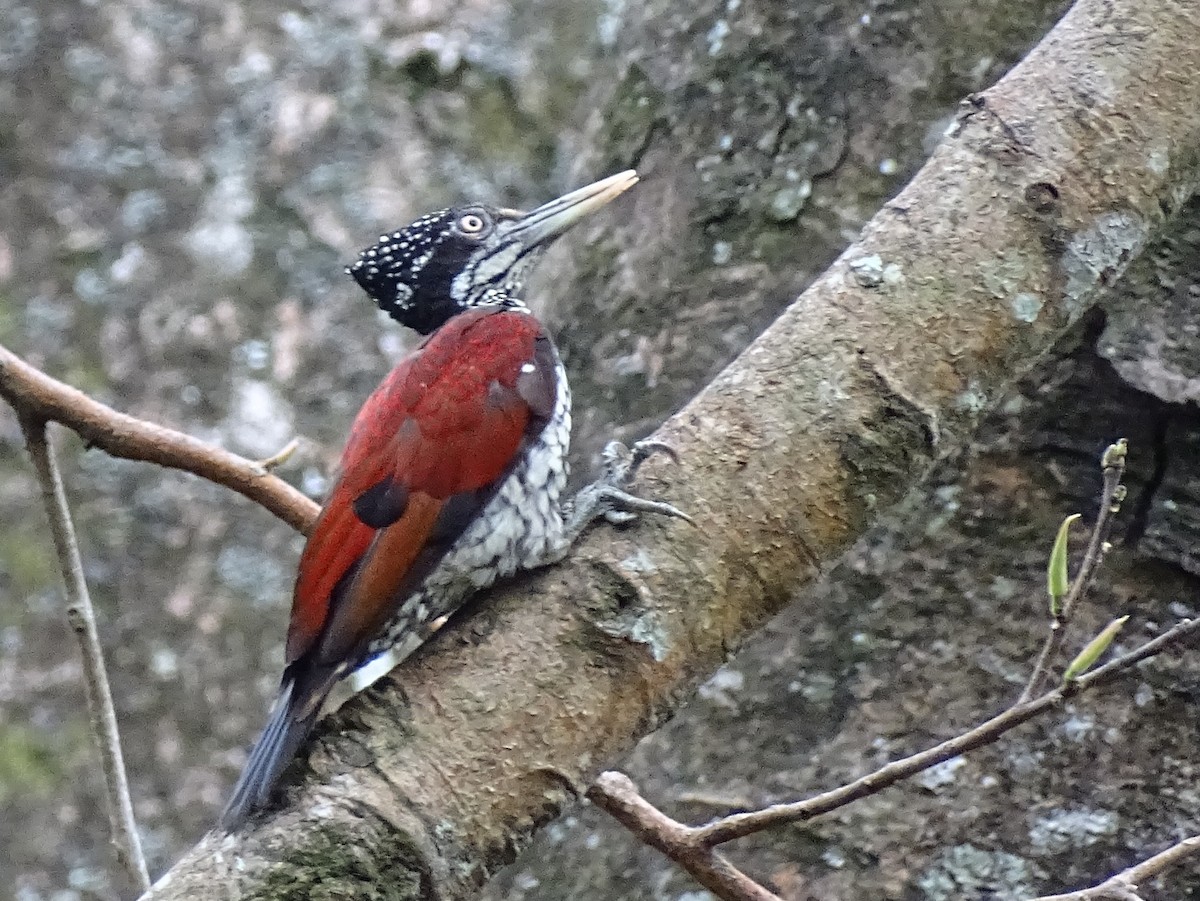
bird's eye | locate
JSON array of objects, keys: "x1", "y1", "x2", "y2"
[{"x1": 457, "y1": 213, "x2": 488, "y2": 235}]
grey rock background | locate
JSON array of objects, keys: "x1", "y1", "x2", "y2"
[{"x1": 3, "y1": 0, "x2": 1199, "y2": 899}]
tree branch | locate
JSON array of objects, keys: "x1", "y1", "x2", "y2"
[
  {"x1": 19, "y1": 416, "x2": 151, "y2": 892},
  {"x1": 588, "y1": 773, "x2": 783, "y2": 901},
  {"x1": 589, "y1": 618, "x2": 1199, "y2": 874},
  {"x1": 0, "y1": 343, "x2": 317, "y2": 887},
  {"x1": 1031, "y1": 836, "x2": 1200, "y2": 901},
  {"x1": 0, "y1": 343, "x2": 319, "y2": 535}
]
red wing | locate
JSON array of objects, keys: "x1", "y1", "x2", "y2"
[
  {"x1": 285, "y1": 309, "x2": 554, "y2": 665},
  {"x1": 388, "y1": 379, "x2": 530, "y2": 498},
  {"x1": 285, "y1": 479, "x2": 377, "y2": 662},
  {"x1": 312, "y1": 492, "x2": 446, "y2": 666}
]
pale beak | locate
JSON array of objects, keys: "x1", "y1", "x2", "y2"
[{"x1": 508, "y1": 170, "x2": 639, "y2": 247}]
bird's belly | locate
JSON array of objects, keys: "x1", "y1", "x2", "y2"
[{"x1": 365, "y1": 379, "x2": 572, "y2": 662}]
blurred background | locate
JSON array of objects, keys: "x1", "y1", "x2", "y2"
[
  {"x1": 4, "y1": 0, "x2": 1200, "y2": 899},
  {"x1": 1, "y1": 0, "x2": 610, "y2": 892}
]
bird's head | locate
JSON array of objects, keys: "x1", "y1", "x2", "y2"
[{"x1": 347, "y1": 170, "x2": 638, "y2": 334}]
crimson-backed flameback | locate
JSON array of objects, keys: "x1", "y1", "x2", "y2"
[{"x1": 221, "y1": 171, "x2": 688, "y2": 829}]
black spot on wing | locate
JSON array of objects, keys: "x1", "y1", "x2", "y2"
[
  {"x1": 352, "y1": 479, "x2": 410, "y2": 528},
  {"x1": 330, "y1": 484, "x2": 495, "y2": 666},
  {"x1": 315, "y1": 439, "x2": 529, "y2": 672},
  {"x1": 515, "y1": 333, "x2": 558, "y2": 425}
]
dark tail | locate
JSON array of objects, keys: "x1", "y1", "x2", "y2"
[{"x1": 219, "y1": 677, "x2": 321, "y2": 831}]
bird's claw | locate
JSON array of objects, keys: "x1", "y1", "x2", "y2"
[
  {"x1": 590, "y1": 438, "x2": 693, "y2": 528},
  {"x1": 561, "y1": 439, "x2": 692, "y2": 541},
  {"x1": 586, "y1": 485, "x2": 693, "y2": 529},
  {"x1": 603, "y1": 508, "x2": 639, "y2": 526},
  {"x1": 600, "y1": 438, "x2": 682, "y2": 488},
  {"x1": 632, "y1": 438, "x2": 681, "y2": 467},
  {"x1": 596, "y1": 487, "x2": 692, "y2": 525}
]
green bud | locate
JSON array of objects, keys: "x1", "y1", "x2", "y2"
[
  {"x1": 1063, "y1": 615, "x2": 1130, "y2": 682},
  {"x1": 1048, "y1": 514, "x2": 1081, "y2": 616},
  {"x1": 1101, "y1": 439, "x2": 1127, "y2": 470}
]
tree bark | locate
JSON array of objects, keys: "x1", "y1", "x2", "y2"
[{"x1": 141, "y1": 1, "x2": 1200, "y2": 898}]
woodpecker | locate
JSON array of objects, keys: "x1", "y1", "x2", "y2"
[{"x1": 221, "y1": 170, "x2": 688, "y2": 829}]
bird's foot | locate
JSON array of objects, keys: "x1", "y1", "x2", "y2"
[{"x1": 564, "y1": 440, "x2": 692, "y2": 538}]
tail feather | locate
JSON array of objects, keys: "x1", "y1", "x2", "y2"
[{"x1": 220, "y1": 678, "x2": 320, "y2": 831}]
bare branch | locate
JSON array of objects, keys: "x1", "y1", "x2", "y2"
[
  {"x1": 0, "y1": 343, "x2": 318, "y2": 883},
  {"x1": 1020, "y1": 440, "x2": 1127, "y2": 702},
  {"x1": 0, "y1": 342, "x2": 319, "y2": 534},
  {"x1": 695, "y1": 617, "x2": 1197, "y2": 845},
  {"x1": 589, "y1": 773, "x2": 782, "y2": 901},
  {"x1": 19, "y1": 416, "x2": 152, "y2": 892},
  {"x1": 1031, "y1": 835, "x2": 1200, "y2": 901},
  {"x1": 589, "y1": 617, "x2": 1200, "y2": 889}
]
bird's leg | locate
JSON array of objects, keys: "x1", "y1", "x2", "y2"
[{"x1": 549, "y1": 440, "x2": 692, "y2": 561}]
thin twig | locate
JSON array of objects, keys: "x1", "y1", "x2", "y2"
[
  {"x1": 694, "y1": 616, "x2": 1195, "y2": 846},
  {"x1": 589, "y1": 618, "x2": 1200, "y2": 898},
  {"x1": 256, "y1": 437, "x2": 302, "y2": 472},
  {"x1": 1030, "y1": 835, "x2": 1200, "y2": 901},
  {"x1": 19, "y1": 416, "x2": 152, "y2": 891},
  {"x1": 589, "y1": 773, "x2": 783, "y2": 901},
  {"x1": 1061, "y1": 443, "x2": 1125, "y2": 623},
  {"x1": 1020, "y1": 440, "x2": 1127, "y2": 702},
  {"x1": 0, "y1": 343, "x2": 318, "y2": 534}
]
